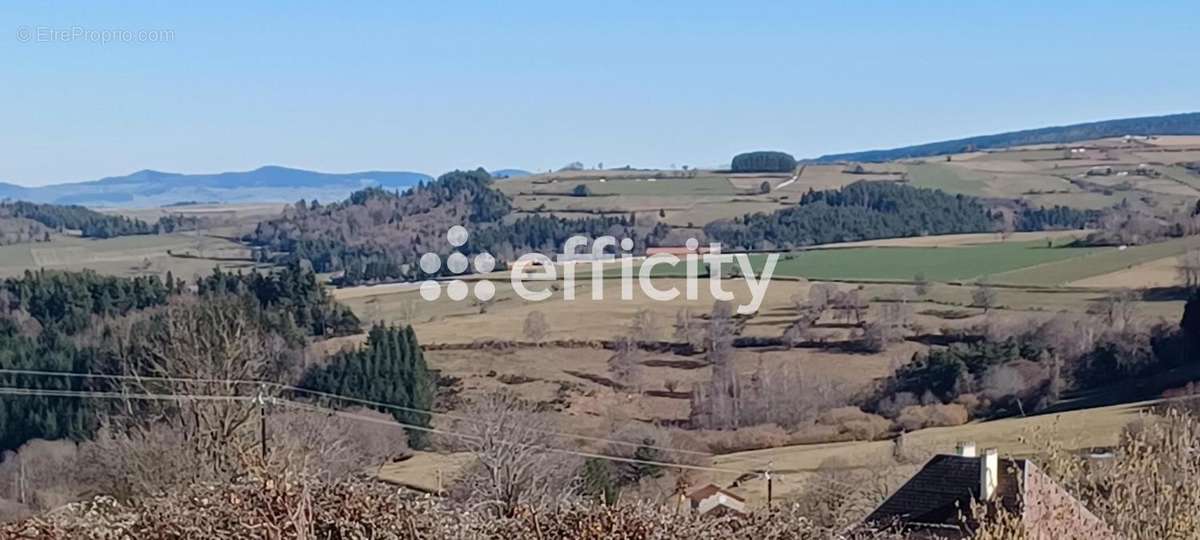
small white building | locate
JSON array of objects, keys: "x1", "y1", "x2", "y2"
[{"x1": 686, "y1": 484, "x2": 746, "y2": 516}]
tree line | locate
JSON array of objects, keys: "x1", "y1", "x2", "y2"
[
  {"x1": 0, "y1": 262, "x2": 401, "y2": 453},
  {"x1": 298, "y1": 323, "x2": 433, "y2": 446},
  {"x1": 0, "y1": 201, "x2": 206, "y2": 239},
  {"x1": 815, "y1": 111, "x2": 1200, "y2": 162},
  {"x1": 195, "y1": 263, "x2": 360, "y2": 340},
  {"x1": 248, "y1": 169, "x2": 670, "y2": 285},
  {"x1": 730, "y1": 151, "x2": 797, "y2": 173},
  {"x1": 705, "y1": 181, "x2": 1103, "y2": 250}
]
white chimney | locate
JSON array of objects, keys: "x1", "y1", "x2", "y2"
[
  {"x1": 980, "y1": 448, "x2": 999, "y2": 501},
  {"x1": 956, "y1": 441, "x2": 977, "y2": 458}
]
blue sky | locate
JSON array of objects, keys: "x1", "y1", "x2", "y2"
[{"x1": 1, "y1": 1, "x2": 1195, "y2": 186}]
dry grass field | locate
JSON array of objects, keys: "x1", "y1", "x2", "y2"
[
  {"x1": 329, "y1": 254, "x2": 1187, "y2": 469},
  {"x1": 0, "y1": 232, "x2": 256, "y2": 280},
  {"x1": 1069, "y1": 255, "x2": 1185, "y2": 288},
  {"x1": 710, "y1": 400, "x2": 1147, "y2": 504}
]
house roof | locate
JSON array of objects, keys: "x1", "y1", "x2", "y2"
[
  {"x1": 686, "y1": 483, "x2": 745, "y2": 503},
  {"x1": 864, "y1": 455, "x2": 1025, "y2": 530}
]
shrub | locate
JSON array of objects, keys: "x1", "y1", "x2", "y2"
[{"x1": 895, "y1": 404, "x2": 969, "y2": 431}]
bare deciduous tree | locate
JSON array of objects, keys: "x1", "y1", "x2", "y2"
[
  {"x1": 607, "y1": 336, "x2": 642, "y2": 391},
  {"x1": 691, "y1": 301, "x2": 740, "y2": 430},
  {"x1": 913, "y1": 273, "x2": 931, "y2": 298},
  {"x1": 628, "y1": 308, "x2": 658, "y2": 343},
  {"x1": 1178, "y1": 249, "x2": 1200, "y2": 290},
  {"x1": 972, "y1": 281, "x2": 998, "y2": 313},
  {"x1": 672, "y1": 307, "x2": 703, "y2": 351},
  {"x1": 808, "y1": 283, "x2": 837, "y2": 312},
  {"x1": 445, "y1": 392, "x2": 581, "y2": 516},
  {"x1": 116, "y1": 298, "x2": 285, "y2": 479},
  {"x1": 265, "y1": 407, "x2": 409, "y2": 481},
  {"x1": 1091, "y1": 289, "x2": 1140, "y2": 332},
  {"x1": 523, "y1": 311, "x2": 549, "y2": 344},
  {"x1": 831, "y1": 289, "x2": 868, "y2": 324},
  {"x1": 782, "y1": 316, "x2": 815, "y2": 349}
]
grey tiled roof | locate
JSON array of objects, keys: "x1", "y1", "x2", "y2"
[{"x1": 864, "y1": 455, "x2": 1024, "y2": 530}]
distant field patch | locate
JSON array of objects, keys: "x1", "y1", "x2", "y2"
[
  {"x1": 907, "y1": 163, "x2": 989, "y2": 196},
  {"x1": 1069, "y1": 255, "x2": 1183, "y2": 288},
  {"x1": 993, "y1": 235, "x2": 1200, "y2": 286},
  {"x1": 572, "y1": 175, "x2": 738, "y2": 197},
  {"x1": 0, "y1": 233, "x2": 254, "y2": 279},
  {"x1": 30, "y1": 246, "x2": 91, "y2": 266},
  {"x1": 742, "y1": 241, "x2": 1104, "y2": 282}
]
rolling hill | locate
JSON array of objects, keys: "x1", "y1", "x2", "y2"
[
  {"x1": 0, "y1": 166, "x2": 431, "y2": 207},
  {"x1": 814, "y1": 112, "x2": 1200, "y2": 163}
]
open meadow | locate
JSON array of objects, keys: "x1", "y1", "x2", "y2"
[{"x1": 0, "y1": 232, "x2": 257, "y2": 280}]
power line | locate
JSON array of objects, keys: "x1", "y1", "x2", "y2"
[
  {"x1": 0, "y1": 386, "x2": 257, "y2": 403},
  {"x1": 0, "y1": 368, "x2": 713, "y2": 458},
  {"x1": 0, "y1": 384, "x2": 752, "y2": 476},
  {"x1": 275, "y1": 399, "x2": 750, "y2": 475}
]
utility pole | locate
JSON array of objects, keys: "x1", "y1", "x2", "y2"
[
  {"x1": 256, "y1": 389, "x2": 268, "y2": 462},
  {"x1": 18, "y1": 453, "x2": 26, "y2": 506},
  {"x1": 765, "y1": 460, "x2": 774, "y2": 511}
]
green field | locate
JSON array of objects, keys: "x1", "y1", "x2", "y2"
[
  {"x1": 750, "y1": 241, "x2": 1104, "y2": 282},
  {"x1": 907, "y1": 163, "x2": 990, "y2": 196},
  {"x1": 994, "y1": 234, "x2": 1200, "y2": 285},
  {"x1": 620, "y1": 240, "x2": 1111, "y2": 283}
]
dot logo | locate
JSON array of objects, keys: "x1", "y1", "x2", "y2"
[{"x1": 418, "y1": 226, "x2": 496, "y2": 302}]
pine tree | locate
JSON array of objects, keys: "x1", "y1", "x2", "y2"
[{"x1": 298, "y1": 324, "x2": 434, "y2": 448}]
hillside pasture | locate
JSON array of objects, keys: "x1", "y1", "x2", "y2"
[
  {"x1": 0, "y1": 233, "x2": 256, "y2": 279},
  {"x1": 1069, "y1": 255, "x2": 1185, "y2": 288},
  {"x1": 991, "y1": 234, "x2": 1200, "y2": 286},
  {"x1": 711, "y1": 400, "x2": 1147, "y2": 504},
  {"x1": 723, "y1": 241, "x2": 1104, "y2": 283}
]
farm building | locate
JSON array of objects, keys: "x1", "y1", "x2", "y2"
[
  {"x1": 861, "y1": 443, "x2": 1117, "y2": 539},
  {"x1": 686, "y1": 484, "x2": 746, "y2": 517}
]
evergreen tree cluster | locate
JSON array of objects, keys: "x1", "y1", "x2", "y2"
[
  {"x1": 815, "y1": 111, "x2": 1200, "y2": 162},
  {"x1": 0, "y1": 269, "x2": 185, "y2": 451},
  {"x1": 154, "y1": 213, "x2": 204, "y2": 233},
  {"x1": 704, "y1": 181, "x2": 1105, "y2": 250},
  {"x1": 0, "y1": 265, "x2": 366, "y2": 452},
  {"x1": 1014, "y1": 205, "x2": 1102, "y2": 231},
  {"x1": 249, "y1": 169, "x2": 670, "y2": 285},
  {"x1": 705, "y1": 181, "x2": 997, "y2": 249},
  {"x1": 0, "y1": 325, "x2": 99, "y2": 451},
  {"x1": 0, "y1": 200, "x2": 210, "y2": 239},
  {"x1": 0, "y1": 200, "x2": 155, "y2": 238},
  {"x1": 298, "y1": 324, "x2": 433, "y2": 446},
  {"x1": 730, "y1": 151, "x2": 797, "y2": 173},
  {"x1": 1, "y1": 269, "x2": 178, "y2": 335},
  {"x1": 196, "y1": 262, "x2": 360, "y2": 339},
  {"x1": 466, "y1": 213, "x2": 671, "y2": 258},
  {"x1": 882, "y1": 340, "x2": 1027, "y2": 403}
]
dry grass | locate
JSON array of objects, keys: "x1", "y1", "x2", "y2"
[
  {"x1": 710, "y1": 401, "x2": 1146, "y2": 505},
  {"x1": 814, "y1": 230, "x2": 1091, "y2": 249},
  {"x1": 376, "y1": 451, "x2": 475, "y2": 493},
  {"x1": 1069, "y1": 255, "x2": 1185, "y2": 288},
  {"x1": 0, "y1": 233, "x2": 256, "y2": 280}
]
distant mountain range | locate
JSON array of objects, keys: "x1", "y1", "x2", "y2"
[
  {"x1": 0, "y1": 166, "x2": 432, "y2": 207},
  {"x1": 813, "y1": 112, "x2": 1200, "y2": 163}
]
